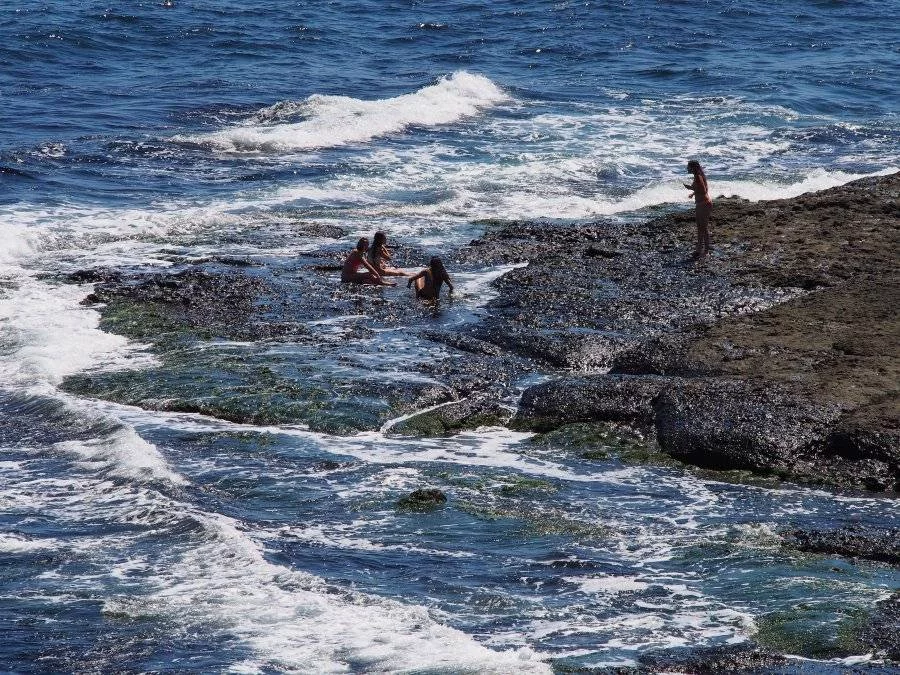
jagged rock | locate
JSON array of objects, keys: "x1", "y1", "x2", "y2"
[
  {"x1": 780, "y1": 526, "x2": 900, "y2": 565},
  {"x1": 827, "y1": 420, "x2": 900, "y2": 467},
  {"x1": 67, "y1": 268, "x2": 123, "y2": 284},
  {"x1": 422, "y1": 330, "x2": 504, "y2": 356},
  {"x1": 860, "y1": 592, "x2": 900, "y2": 662},
  {"x1": 638, "y1": 643, "x2": 788, "y2": 673},
  {"x1": 494, "y1": 173, "x2": 899, "y2": 490},
  {"x1": 653, "y1": 378, "x2": 843, "y2": 477},
  {"x1": 513, "y1": 374, "x2": 667, "y2": 431},
  {"x1": 470, "y1": 327, "x2": 635, "y2": 371},
  {"x1": 609, "y1": 333, "x2": 697, "y2": 376}
]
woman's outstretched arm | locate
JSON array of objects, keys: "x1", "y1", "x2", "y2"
[{"x1": 407, "y1": 270, "x2": 425, "y2": 288}]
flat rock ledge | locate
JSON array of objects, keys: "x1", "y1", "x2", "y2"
[{"x1": 497, "y1": 173, "x2": 900, "y2": 492}]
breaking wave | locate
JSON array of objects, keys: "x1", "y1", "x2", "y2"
[{"x1": 179, "y1": 71, "x2": 509, "y2": 153}]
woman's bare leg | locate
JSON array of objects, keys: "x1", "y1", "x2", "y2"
[
  {"x1": 695, "y1": 206, "x2": 711, "y2": 258},
  {"x1": 413, "y1": 275, "x2": 431, "y2": 298},
  {"x1": 376, "y1": 266, "x2": 409, "y2": 277},
  {"x1": 343, "y1": 271, "x2": 381, "y2": 285}
]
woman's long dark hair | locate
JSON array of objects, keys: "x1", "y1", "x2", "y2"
[
  {"x1": 687, "y1": 159, "x2": 706, "y2": 179},
  {"x1": 429, "y1": 257, "x2": 446, "y2": 292},
  {"x1": 372, "y1": 231, "x2": 387, "y2": 250}
]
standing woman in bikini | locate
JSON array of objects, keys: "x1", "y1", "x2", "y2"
[{"x1": 684, "y1": 160, "x2": 712, "y2": 259}]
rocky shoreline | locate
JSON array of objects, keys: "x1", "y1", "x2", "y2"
[
  {"x1": 457, "y1": 172, "x2": 900, "y2": 494},
  {"x1": 66, "y1": 174, "x2": 898, "y2": 491}
]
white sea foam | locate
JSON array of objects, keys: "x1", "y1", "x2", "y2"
[
  {"x1": 519, "y1": 601, "x2": 756, "y2": 654},
  {"x1": 267, "y1": 125, "x2": 896, "y2": 225},
  {"x1": 0, "y1": 279, "x2": 156, "y2": 391},
  {"x1": 277, "y1": 520, "x2": 476, "y2": 559},
  {"x1": 0, "y1": 532, "x2": 58, "y2": 553},
  {"x1": 0, "y1": 202, "x2": 260, "y2": 270},
  {"x1": 340, "y1": 427, "x2": 599, "y2": 483},
  {"x1": 181, "y1": 71, "x2": 510, "y2": 153},
  {"x1": 0, "y1": 219, "x2": 43, "y2": 265},
  {"x1": 454, "y1": 262, "x2": 528, "y2": 304},
  {"x1": 566, "y1": 575, "x2": 650, "y2": 594},
  {"x1": 104, "y1": 510, "x2": 550, "y2": 673},
  {"x1": 708, "y1": 166, "x2": 899, "y2": 202},
  {"x1": 54, "y1": 428, "x2": 186, "y2": 486},
  {"x1": 1, "y1": 440, "x2": 548, "y2": 672}
]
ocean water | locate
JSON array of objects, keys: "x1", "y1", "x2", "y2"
[{"x1": 1, "y1": 1, "x2": 898, "y2": 672}]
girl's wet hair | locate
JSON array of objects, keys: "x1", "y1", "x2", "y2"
[
  {"x1": 429, "y1": 256, "x2": 445, "y2": 274},
  {"x1": 373, "y1": 231, "x2": 387, "y2": 247},
  {"x1": 356, "y1": 237, "x2": 369, "y2": 251},
  {"x1": 687, "y1": 160, "x2": 707, "y2": 181}
]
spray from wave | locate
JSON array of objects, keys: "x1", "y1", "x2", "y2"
[{"x1": 178, "y1": 71, "x2": 509, "y2": 153}]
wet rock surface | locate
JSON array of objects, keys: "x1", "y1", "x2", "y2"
[
  {"x1": 488, "y1": 173, "x2": 899, "y2": 492},
  {"x1": 61, "y1": 241, "x2": 534, "y2": 433},
  {"x1": 781, "y1": 526, "x2": 900, "y2": 566},
  {"x1": 860, "y1": 592, "x2": 900, "y2": 663},
  {"x1": 514, "y1": 374, "x2": 667, "y2": 431},
  {"x1": 387, "y1": 395, "x2": 513, "y2": 437},
  {"x1": 63, "y1": 174, "x2": 899, "y2": 489},
  {"x1": 636, "y1": 643, "x2": 789, "y2": 674},
  {"x1": 397, "y1": 488, "x2": 447, "y2": 510},
  {"x1": 652, "y1": 378, "x2": 854, "y2": 483}
]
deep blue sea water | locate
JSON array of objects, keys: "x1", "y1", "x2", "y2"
[{"x1": 1, "y1": 2, "x2": 898, "y2": 672}]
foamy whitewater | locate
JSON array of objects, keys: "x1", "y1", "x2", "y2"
[{"x1": 1, "y1": 2, "x2": 898, "y2": 672}]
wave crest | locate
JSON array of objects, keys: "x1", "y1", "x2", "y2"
[{"x1": 179, "y1": 71, "x2": 509, "y2": 153}]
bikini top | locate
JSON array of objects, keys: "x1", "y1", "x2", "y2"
[{"x1": 347, "y1": 250, "x2": 363, "y2": 273}]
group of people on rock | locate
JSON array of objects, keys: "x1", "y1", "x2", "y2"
[
  {"x1": 341, "y1": 231, "x2": 453, "y2": 300},
  {"x1": 341, "y1": 160, "x2": 712, "y2": 295}
]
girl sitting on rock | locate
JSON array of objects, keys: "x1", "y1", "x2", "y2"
[
  {"x1": 367, "y1": 231, "x2": 408, "y2": 277},
  {"x1": 341, "y1": 237, "x2": 395, "y2": 286}
]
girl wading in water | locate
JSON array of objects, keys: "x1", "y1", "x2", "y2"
[
  {"x1": 407, "y1": 257, "x2": 453, "y2": 300},
  {"x1": 684, "y1": 159, "x2": 712, "y2": 259}
]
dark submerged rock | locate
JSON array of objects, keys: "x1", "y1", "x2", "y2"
[
  {"x1": 67, "y1": 268, "x2": 123, "y2": 284},
  {"x1": 859, "y1": 592, "x2": 900, "y2": 662},
  {"x1": 397, "y1": 488, "x2": 447, "y2": 510},
  {"x1": 638, "y1": 643, "x2": 788, "y2": 674}
]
